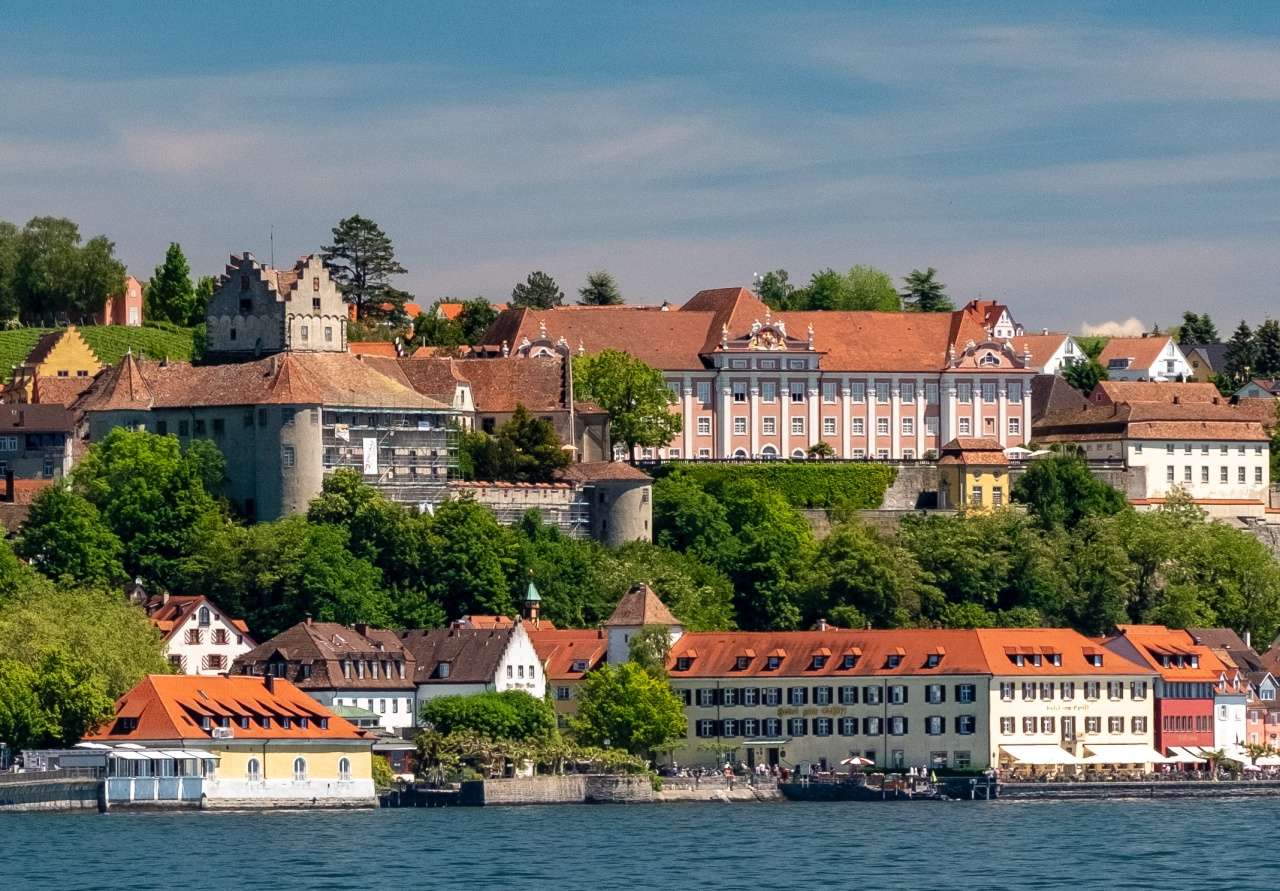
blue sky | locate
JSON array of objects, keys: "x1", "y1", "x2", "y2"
[{"x1": 3, "y1": 1, "x2": 1278, "y2": 332}]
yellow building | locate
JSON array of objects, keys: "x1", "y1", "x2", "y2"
[
  {"x1": 84, "y1": 673, "x2": 376, "y2": 808},
  {"x1": 937, "y1": 437, "x2": 1010, "y2": 509},
  {"x1": 6, "y1": 325, "x2": 102, "y2": 403}
]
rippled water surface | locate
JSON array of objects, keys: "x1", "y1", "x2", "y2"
[{"x1": 1, "y1": 798, "x2": 1269, "y2": 890}]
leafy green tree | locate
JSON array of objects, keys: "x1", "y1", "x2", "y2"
[
  {"x1": 571, "y1": 661, "x2": 687, "y2": 757},
  {"x1": 515, "y1": 513, "x2": 614, "y2": 627},
  {"x1": 937, "y1": 601, "x2": 998, "y2": 628},
  {"x1": 192, "y1": 275, "x2": 216, "y2": 327},
  {"x1": 1255, "y1": 319, "x2": 1280, "y2": 377},
  {"x1": 419, "y1": 690, "x2": 555, "y2": 740},
  {"x1": 652, "y1": 473, "x2": 736, "y2": 561},
  {"x1": 1061, "y1": 519, "x2": 1134, "y2": 635},
  {"x1": 1222, "y1": 321, "x2": 1258, "y2": 386},
  {"x1": 0, "y1": 538, "x2": 53, "y2": 603},
  {"x1": 322, "y1": 214, "x2": 408, "y2": 319},
  {"x1": 67, "y1": 428, "x2": 225, "y2": 582},
  {"x1": 147, "y1": 242, "x2": 196, "y2": 325},
  {"x1": 457, "y1": 298, "x2": 498, "y2": 343},
  {"x1": 627, "y1": 625, "x2": 673, "y2": 677},
  {"x1": 1012, "y1": 453, "x2": 1128, "y2": 530},
  {"x1": 510, "y1": 270, "x2": 564, "y2": 309},
  {"x1": 0, "y1": 220, "x2": 19, "y2": 321},
  {"x1": 0, "y1": 651, "x2": 115, "y2": 750},
  {"x1": 804, "y1": 520, "x2": 920, "y2": 628},
  {"x1": 15, "y1": 485, "x2": 125, "y2": 587},
  {"x1": 844, "y1": 265, "x2": 901, "y2": 311},
  {"x1": 414, "y1": 308, "x2": 464, "y2": 349},
  {"x1": 461, "y1": 405, "x2": 570, "y2": 482},
  {"x1": 372, "y1": 754, "x2": 396, "y2": 789},
  {"x1": 1063, "y1": 356, "x2": 1107, "y2": 394},
  {"x1": 755, "y1": 269, "x2": 794, "y2": 310},
  {"x1": 1177, "y1": 311, "x2": 1218, "y2": 345},
  {"x1": 900, "y1": 267, "x2": 953, "y2": 312},
  {"x1": 15, "y1": 216, "x2": 125, "y2": 322},
  {"x1": 595, "y1": 542, "x2": 737, "y2": 632},
  {"x1": 578, "y1": 270, "x2": 623, "y2": 306},
  {"x1": 422, "y1": 498, "x2": 520, "y2": 619},
  {"x1": 574, "y1": 349, "x2": 681, "y2": 458},
  {"x1": 800, "y1": 268, "x2": 846, "y2": 310}
]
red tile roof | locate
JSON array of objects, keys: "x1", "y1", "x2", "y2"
[
  {"x1": 938, "y1": 437, "x2": 1008, "y2": 465},
  {"x1": 556, "y1": 461, "x2": 652, "y2": 483},
  {"x1": 144, "y1": 595, "x2": 253, "y2": 643},
  {"x1": 1010, "y1": 334, "x2": 1069, "y2": 371},
  {"x1": 83, "y1": 674, "x2": 367, "y2": 741},
  {"x1": 529, "y1": 628, "x2": 608, "y2": 680},
  {"x1": 347, "y1": 341, "x2": 402, "y2": 358},
  {"x1": 1106, "y1": 625, "x2": 1227, "y2": 681},
  {"x1": 233, "y1": 620, "x2": 414, "y2": 691},
  {"x1": 604, "y1": 583, "x2": 679, "y2": 627},
  {"x1": 1035, "y1": 401, "x2": 1270, "y2": 443},
  {"x1": 1091, "y1": 381, "x2": 1222, "y2": 405},
  {"x1": 1098, "y1": 336, "x2": 1176, "y2": 371}
]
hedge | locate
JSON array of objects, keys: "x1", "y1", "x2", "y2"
[
  {"x1": 0, "y1": 325, "x2": 197, "y2": 383},
  {"x1": 651, "y1": 462, "x2": 898, "y2": 510}
]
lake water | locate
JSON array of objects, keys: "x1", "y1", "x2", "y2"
[{"x1": 1, "y1": 799, "x2": 1269, "y2": 890}]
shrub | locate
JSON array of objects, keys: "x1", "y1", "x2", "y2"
[{"x1": 650, "y1": 462, "x2": 896, "y2": 510}]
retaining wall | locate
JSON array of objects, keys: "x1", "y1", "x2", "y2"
[{"x1": 0, "y1": 779, "x2": 102, "y2": 812}]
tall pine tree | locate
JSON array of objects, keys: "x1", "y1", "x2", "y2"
[
  {"x1": 1222, "y1": 321, "x2": 1258, "y2": 385},
  {"x1": 577, "y1": 270, "x2": 623, "y2": 305},
  {"x1": 147, "y1": 242, "x2": 195, "y2": 325},
  {"x1": 511, "y1": 271, "x2": 564, "y2": 309},
  {"x1": 1254, "y1": 319, "x2": 1280, "y2": 377},
  {"x1": 322, "y1": 215, "x2": 407, "y2": 319},
  {"x1": 901, "y1": 267, "x2": 953, "y2": 312}
]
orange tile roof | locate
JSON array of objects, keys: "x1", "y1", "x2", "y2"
[
  {"x1": 83, "y1": 674, "x2": 367, "y2": 742},
  {"x1": 144, "y1": 595, "x2": 254, "y2": 646},
  {"x1": 604, "y1": 583, "x2": 680, "y2": 627},
  {"x1": 1098, "y1": 336, "x2": 1176, "y2": 371},
  {"x1": 1010, "y1": 334, "x2": 1069, "y2": 370},
  {"x1": 529, "y1": 628, "x2": 608, "y2": 680},
  {"x1": 1035, "y1": 401, "x2": 1269, "y2": 443},
  {"x1": 974, "y1": 629, "x2": 1150, "y2": 675},
  {"x1": 938, "y1": 437, "x2": 1008, "y2": 465},
  {"x1": 347, "y1": 341, "x2": 402, "y2": 358},
  {"x1": 1106, "y1": 625, "x2": 1226, "y2": 681},
  {"x1": 1091, "y1": 381, "x2": 1221, "y2": 405}
]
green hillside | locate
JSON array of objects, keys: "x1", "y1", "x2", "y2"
[{"x1": 0, "y1": 324, "x2": 198, "y2": 383}]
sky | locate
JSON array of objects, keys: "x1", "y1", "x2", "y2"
[{"x1": 2, "y1": 1, "x2": 1278, "y2": 334}]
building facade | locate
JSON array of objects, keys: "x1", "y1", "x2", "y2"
[
  {"x1": 97, "y1": 275, "x2": 144, "y2": 327},
  {"x1": 484, "y1": 291, "x2": 1037, "y2": 460},
  {"x1": 136, "y1": 591, "x2": 254, "y2": 676},
  {"x1": 401, "y1": 622, "x2": 546, "y2": 706},
  {"x1": 3, "y1": 325, "x2": 102, "y2": 404},
  {"x1": 1098, "y1": 336, "x2": 1193, "y2": 381},
  {"x1": 0, "y1": 405, "x2": 75, "y2": 481},
  {"x1": 936, "y1": 437, "x2": 1010, "y2": 509}
]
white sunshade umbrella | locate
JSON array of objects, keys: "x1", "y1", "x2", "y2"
[
  {"x1": 1243, "y1": 763, "x2": 1263, "y2": 772},
  {"x1": 840, "y1": 756, "x2": 875, "y2": 766}
]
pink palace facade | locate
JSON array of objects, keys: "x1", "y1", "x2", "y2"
[{"x1": 484, "y1": 288, "x2": 1039, "y2": 460}]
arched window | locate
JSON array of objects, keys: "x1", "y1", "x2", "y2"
[
  {"x1": 338, "y1": 757, "x2": 351, "y2": 781},
  {"x1": 761, "y1": 445, "x2": 777, "y2": 458},
  {"x1": 791, "y1": 449, "x2": 807, "y2": 459},
  {"x1": 246, "y1": 758, "x2": 261, "y2": 781},
  {"x1": 198, "y1": 607, "x2": 211, "y2": 627},
  {"x1": 733, "y1": 448, "x2": 748, "y2": 458},
  {"x1": 293, "y1": 757, "x2": 307, "y2": 781},
  {"x1": 979, "y1": 353, "x2": 1000, "y2": 366}
]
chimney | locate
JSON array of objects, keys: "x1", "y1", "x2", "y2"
[
  {"x1": 2, "y1": 469, "x2": 12, "y2": 503},
  {"x1": 354, "y1": 622, "x2": 370, "y2": 638},
  {"x1": 1245, "y1": 630, "x2": 1252, "y2": 650},
  {"x1": 815, "y1": 618, "x2": 829, "y2": 631},
  {"x1": 305, "y1": 615, "x2": 313, "y2": 626},
  {"x1": 263, "y1": 674, "x2": 275, "y2": 693}
]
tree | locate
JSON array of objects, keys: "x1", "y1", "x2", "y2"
[
  {"x1": 627, "y1": 625, "x2": 673, "y2": 677},
  {"x1": 421, "y1": 498, "x2": 520, "y2": 619},
  {"x1": 574, "y1": 349, "x2": 681, "y2": 458},
  {"x1": 1063, "y1": 356, "x2": 1107, "y2": 394},
  {"x1": 414, "y1": 309, "x2": 464, "y2": 350},
  {"x1": 322, "y1": 214, "x2": 408, "y2": 319},
  {"x1": 595, "y1": 542, "x2": 737, "y2": 632},
  {"x1": 807, "y1": 441, "x2": 834, "y2": 459},
  {"x1": 66, "y1": 428, "x2": 225, "y2": 583},
  {"x1": 799, "y1": 269, "x2": 846, "y2": 310},
  {"x1": 15, "y1": 216, "x2": 125, "y2": 323},
  {"x1": 457, "y1": 298, "x2": 498, "y2": 344},
  {"x1": 844, "y1": 265, "x2": 901, "y2": 311},
  {"x1": 653, "y1": 473, "x2": 736, "y2": 561},
  {"x1": 15, "y1": 485, "x2": 125, "y2": 587},
  {"x1": 510, "y1": 270, "x2": 564, "y2": 309},
  {"x1": 0, "y1": 650, "x2": 115, "y2": 750},
  {"x1": 419, "y1": 690, "x2": 555, "y2": 740},
  {"x1": 1012, "y1": 453, "x2": 1128, "y2": 530},
  {"x1": 192, "y1": 275, "x2": 216, "y2": 327},
  {"x1": 0, "y1": 220, "x2": 19, "y2": 321},
  {"x1": 1177, "y1": 311, "x2": 1218, "y2": 345},
  {"x1": 1255, "y1": 319, "x2": 1280, "y2": 378},
  {"x1": 147, "y1": 242, "x2": 196, "y2": 325},
  {"x1": 900, "y1": 267, "x2": 953, "y2": 312},
  {"x1": 1222, "y1": 321, "x2": 1257, "y2": 386},
  {"x1": 805, "y1": 520, "x2": 920, "y2": 628},
  {"x1": 578, "y1": 271, "x2": 623, "y2": 306},
  {"x1": 460, "y1": 405, "x2": 570, "y2": 482},
  {"x1": 755, "y1": 269, "x2": 794, "y2": 310},
  {"x1": 571, "y1": 662, "x2": 687, "y2": 757}
]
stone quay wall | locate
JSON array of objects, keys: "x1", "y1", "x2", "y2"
[{"x1": 0, "y1": 778, "x2": 103, "y2": 812}]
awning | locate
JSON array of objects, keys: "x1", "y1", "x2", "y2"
[
  {"x1": 999, "y1": 744, "x2": 1086, "y2": 765},
  {"x1": 743, "y1": 738, "x2": 791, "y2": 746},
  {"x1": 108, "y1": 751, "x2": 149, "y2": 761},
  {"x1": 180, "y1": 749, "x2": 219, "y2": 761},
  {"x1": 1082, "y1": 744, "x2": 1173, "y2": 764},
  {"x1": 1167, "y1": 747, "x2": 1207, "y2": 764}
]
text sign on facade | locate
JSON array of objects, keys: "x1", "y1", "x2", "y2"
[{"x1": 362, "y1": 437, "x2": 378, "y2": 475}]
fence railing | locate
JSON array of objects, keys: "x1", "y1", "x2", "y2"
[{"x1": 0, "y1": 767, "x2": 104, "y2": 784}]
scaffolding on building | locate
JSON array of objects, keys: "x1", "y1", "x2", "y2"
[
  {"x1": 449, "y1": 481, "x2": 593, "y2": 538},
  {"x1": 321, "y1": 409, "x2": 458, "y2": 506}
]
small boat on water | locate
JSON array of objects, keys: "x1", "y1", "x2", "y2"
[{"x1": 779, "y1": 772, "x2": 946, "y2": 802}]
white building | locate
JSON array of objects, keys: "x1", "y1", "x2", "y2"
[
  {"x1": 1012, "y1": 332, "x2": 1084, "y2": 376},
  {"x1": 1098, "y1": 336, "x2": 1193, "y2": 381},
  {"x1": 401, "y1": 621, "x2": 546, "y2": 706},
  {"x1": 135, "y1": 592, "x2": 254, "y2": 676},
  {"x1": 604, "y1": 583, "x2": 684, "y2": 666}
]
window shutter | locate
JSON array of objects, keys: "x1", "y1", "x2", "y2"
[
  {"x1": 901, "y1": 686, "x2": 909, "y2": 704},
  {"x1": 901, "y1": 717, "x2": 909, "y2": 734}
]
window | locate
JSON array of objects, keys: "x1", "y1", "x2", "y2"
[
  {"x1": 1000, "y1": 717, "x2": 1015, "y2": 735},
  {"x1": 1008, "y1": 382, "x2": 1022, "y2": 402},
  {"x1": 1183, "y1": 465, "x2": 1192, "y2": 483},
  {"x1": 1000, "y1": 681, "x2": 1015, "y2": 701},
  {"x1": 956, "y1": 715, "x2": 976, "y2": 735},
  {"x1": 1084, "y1": 681, "x2": 1100, "y2": 700},
  {"x1": 888, "y1": 716, "x2": 907, "y2": 736},
  {"x1": 788, "y1": 687, "x2": 807, "y2": 706},
  {"x1": 1167, "y1": 466, "x2": 1176, "y2": 483},
  {"x1": 981, "y1": 382, "x2": 997, "y2": 403},
  {"x1": 1061, "y1": 681, "x2": 1075, "y2": 699},
  {"x1": 823, "y1": 417, "x2": 837, "y2": 435},
  {"x1": 788, "y1": 717, "x2": 807, "y2": 737},
  {"x1": 956, "y1": 684, "x2": 975, "y2": 703},
  {"x1": 1022, "y1": 683, "x2": 1036, "y2": 701},
  {"x1": 731, "y1": 358, "x2": 748, "y2": 369},
  {"x1": 1085, "y1": 716, "x2": 1101, "y2": 734},
  {"x1": 1107, "y1": 681, "x2": 1124, "y2": 700},
  {"x1": 876, "y1": 417, "x2": 889, "y2": 436},
  {"x1": 814, "y1": 717, "x2": 832, "y2": 737},
  {"x1": 247, "y1": 758, "x2": 261, "y2": 781},
  {"x1": 925, "y1": 382, "x2": 938, "y2": 404},
  {"x1": 1239, "y1": 466, "x2": 1247, "y2": 483},
  {"x1": 900, "y1": 382, "x2": 915, "y2": 403},
  {"x1": 888, "y1": 685, "x2": 906, "y2": 704},
  {"x1": 875, "y1": 382, "x2": 890, "y2": 403},
  {"x1": 790, "y1": 382, "x2": 806, "y2": 404},
  {"x1": 762, "y1": 416, "x2": 776, "y2": 435},
  {"x1": 733, "y1": 417, "x2": 747, "y2": 435},
  {"x1": 1256, "y1": 467, "x2": 1264, "y2": 483},
  {"x1": 732, "y1": 382, "x2": 747, "y2": 403},
  {"x1": 850, "y1": 382, "x2": 866, "y2": 403},
  {"x1": 282, "y1": 446, "x2": 295, "y2": 468},
  {"x1": 1108, "y1": 716, "x2": 1124, "y2": 734},
  {"x1": 722, "y1": 688, "x2": 738, "y2": 706},
  {"x1": 300, "y1": 325, "x2": 309, "y2": 342},
  {"x1": 1132, "y1": 716, "x2": 1148, "y2": 734},
  {"x1": 763, "y1": 718, "x2": 782, "y2": 737},
  {"x1": 742, "y1": 687, "x2": 758, "y2": 705},
  {"x1": 864, "y1": 685, "x2": 882, "y2": 705},
  {"x1": 697, "y1": 720, "x2": 716, "y2": 738},
  {"x1": 697, "y1": 688, "x2": 715, "y2": 707},
  {"x1": 761, "y1": 381, "x2": 777, "y2": 403},
  {"x1": 292, "y1": 757, "x2": 307, "y2": 781},
  {"x1": 970, "y1": 486, "x2": 983, "y2": 505},
  {"x1": 822, "y1": 382, "x2": 837, "y2": 403},
  {"x1": 697, "y1": 417, "x2": 711, "y2": 436},
  {"x1": 1008, "y1": 417, "x2": 1020, "y2": 436},
  {"x1": 957, "y1": 382, "x2": 972, "y2": 404},
  {"x1": 864, "y1": 717, "x2": 882, "y2": 736},
  {"x1": 901, "y1": 417, "x2": 914, "y2": 435},
  {"x1": 697, "y1": 381, "x2": 711, "y2": 405},
  {"x1": 840, "y1": 717, "x2": 859, "y2": 736},
  {"x1": 762, "y1": 687, "x2": 781, "y2": 706},
  {"x1": 1130, "y1": 681, "x2": 1147, "y2": 700},
  {"x1": 839, "y1": 686, "x2": 858, "y2": 705},
  {"x1": 1039, "y1": 682, "x2": 1054, "y2": 700},
  {"x1": 742, "y1": 718, "x2": 759, "y2": 737},
  {"x1": 852, "y1": 417, "x2": 865, "y2": 435},
  {"x1": 958, "y1": 417, "x2": 971, "y2": 435},
  {"x1": 992, "y1": 486, "x2": 1004, "y2": 506},
  {"x1": 1017, "y1": 716, "x2": 1036, "y2": 734},
  {"x1": 925, "y1": 684, "x2": 945, "y2": 704},
  {"x1": 722, "y1": 719, "x2": 738, "y2": 737},
  {"x1": 925, "y1": 716, "x2": 944, "y2": 735},
  {"x1": 791, "y1": 417, "x2": 805, "y2": 435}
]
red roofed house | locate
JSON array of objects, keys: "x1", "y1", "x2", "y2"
[
  {"x1": 132, "y1": 588, "x2": 254, "y2": 676},
  {"x1": 1103, "y1": 625, "x2": 1225, "y2": 757},
  {"x1": 1097, "y1": 335, "x2": 1192, "y2": 381},
  {"x1": 84, "y1": 674, "x2": 376, "y2": 808},
  {"x1": 483, "y1": 291, "x2": 1037, "y2": 460}
]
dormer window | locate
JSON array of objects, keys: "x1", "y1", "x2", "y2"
[
  {"x1": 280, "y1": 717, "x2": 291, "y2": 729},
  {"x1": 925, "y1": 654, "x2": 941, "y2": 668},
  {"x1": 1011, "y1": 654, "x2": 1024, "y2": 667},
  {"x1": 979, "y1": 353, "x2": 999, "y2": 366},
  {"x1": 436, "y1": 661, "x2": 451, "y2": 679},
  {"x1": 1190, "y1": 655, "x2": 1199, "y2": 669},
  {"x1": 1088, "y1": 653, "x2": 1103, "y2": 667},
  {"x1": 571, "y1": 659, "x2": 590, "y2": 673},
  {"x1": 259, "y1": 716, "x2": 270, "y2": 729},
  {"x1": 200, "y1": 716, "x2": 212, "y2": 731},
  {"x1": 841, "y1": 654, "x2": 857, "y2": 670},
  {"x1": 765, "y1": 655, "x2": 781, "y2": 670},
  {"x1": 674, "y1": 657, "x2": 692, "y2": 672},
  {"x1": 811, "y1": 655, "x2": 828, "y2": 670},
  {"x1": 735, "y1": 656, "x2": 751, "y2": 671},
  {"x1": 1049, "y1": 653, "x2": 1061, "y2": 667},
  {"x1": 1031, "y1": 654, "x2": 1042, "y2": 667},
  {"x1": 885, "y1": 654, "x2": 902, "y2": 669}
]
